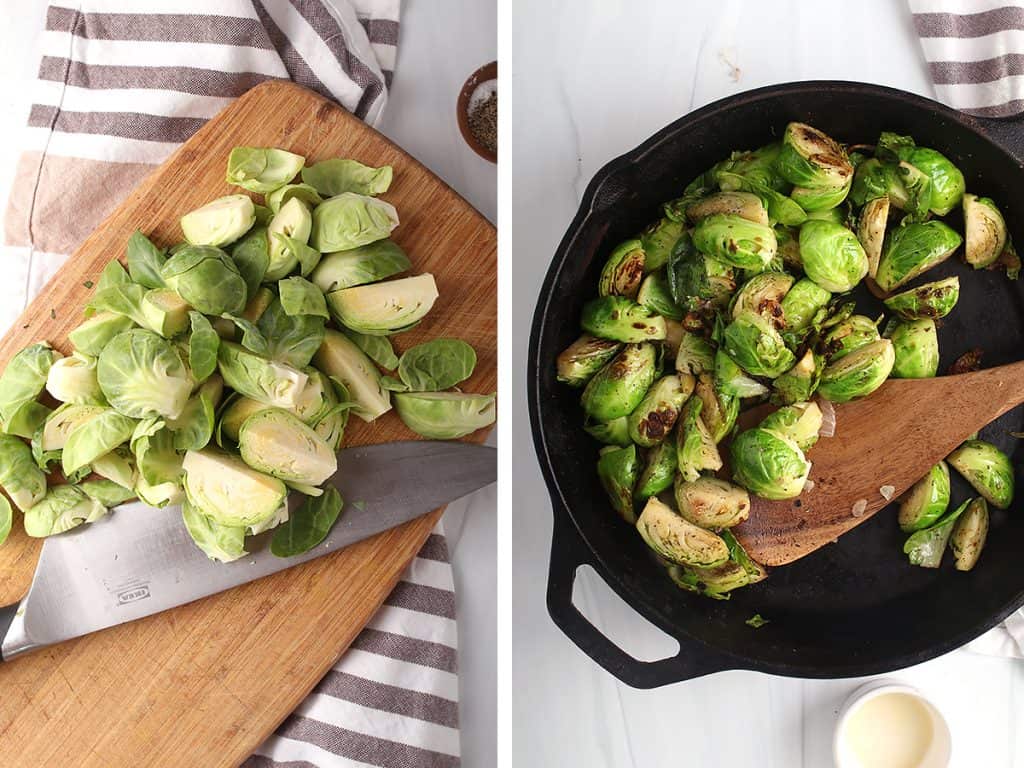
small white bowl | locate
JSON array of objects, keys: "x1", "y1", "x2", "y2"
[{"x1": 833, "y1": 680, "x2": 951, "y2": 768}]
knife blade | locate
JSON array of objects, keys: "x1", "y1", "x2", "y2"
[{"x1": 0, "y1": 440, "x2": 495, "y2": 661}]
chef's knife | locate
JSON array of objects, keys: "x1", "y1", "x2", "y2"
[{"x1": 0, "y1": 440, "x2": 495, "y2": 661}]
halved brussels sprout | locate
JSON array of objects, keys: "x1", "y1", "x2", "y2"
[
  {"x1": 676, "y1": 331, "x2": 715, "y2": 376},
  {"x1": 580, "y1": 343, "x2": 658, "y2": 421},
  {"x1": 636, "y1": 272, "x2": 682, "y2": 321},
  {"x1": 301, "y1": 158, "x2": 392, "y2": 197},
  {"x1": 627, "y1": 374, "x2": 687, "y2": 447},
  {"x1": 182, "y1": 499, "x2": 247, "y2": 563},
  {"x1": 676, "y1": 398, "x2": 723, "y2": 482},
  {"x1": 857, "y1": 196, "x2": 889, "y2": 279},
  {"x1": 817, "y1": 338, "x2": 894, "y2": 403},
  {"x1": 947, "y1": 439, "x2": 1014, "y2": 509},
  {"x1": 963, "y1": 193, "x2": 1007, "y2": 269},
  {"x1": 45, "y1": 352, "x2": 103, "y2": 405},
  {"x1": 583, "y1": 415, "x2": 631, "y2": 447},
  {"x1": 731, "y1": 272, "x2": 793, "y2": 325},
  {"x1": 666, "y1": 244, "x2": 737, "y2": 310},
  {"x1": 598, "y1": 239, "x2": 645, "y2": 298},
  {"x1": 715, "y1": 143, "x2": 787, "y2": 192},
  {"x1": 798, "y1": 220, "x2": 868, "y2": 292},
  {"x1": 556, "y1": 334, "x2": 623, "y2": 388},
  {"x1": 897, "y1": 145, "x2": 965, "y2": 216},
  {"x1": 597, "y1": 444, "x2": 638, "y2": 522},
  {"x1": 636, "y1": 497, "x2": 729, "y2": 568},
  {"x1": 730, "y1": 427, "x2": 810, "y2": 500},
  {"x1": 326, "y1": 274, "x2": 438, "y2": 335},
  {"x1": 674, "y1": 474, "x2": 750, "y2": 529},
  {"x1": 694, "y1": 373, "x2": 738, "y2": 443},
  {"x1": 820, "y1": 314, "x2": 880, "y2": 363},
  {"x1": 850, "y1": 159, "x2": 931, "y2": 218},
  {"x1": 759, "y1": 401, "x2": 822, "y2": 452},
  {"x1": 310, "y1": 240, "x2": 411, "y2": 293},
  {"x1": 226, "y1": 146, "x2": 304, "y2": 193},
  {"x1": 35, "y1": 403, "x2": 107, "y2": 468},
  {"x1": 639, "y1": 217, "x2": 684, "y2": 272},
  {"x1": 950, "y1": 497, "x2": 989, "y2": 572},
  {"x1": 161, "y1": 245, "x2": 247, "y2": 316},
  {"x1": 663, "y1": 319, "x2": 685, "y2": 359},
  {"x1": 772, "y1": 349, "x2": 822, "y2": 405},
  {"x1": 314, "y1": 330, "x2": 390, "y2": 422},
  {"x1": 68, "y1": 312, "x2": 135, "y2": 357},
  {"x1": 714, "y1": 349, "x2": 769, "y2": 399},
  {"x1": 579, "y1": 296, "x2": 667, "y2": 343},
  {"x1": 97, "y1": 330, "x2": 194, "y2": 420},
  {"x1": 23, "y1": 485, "x2": 107, "y2": 538},
  {"x1": 722, "y1": 311, "x2": 795, "y2": 378},
  {"x1": 686, "y1": 191, "x2": 769, "y2": 226},
  {"x1": 141, "y1": 288, "x2": 190, "y2": 338},
  {"x1": 883, "y1": 277, "x2": 959, "y2": 320},
  {"x1": 780, "y1": 278, "x2": 831, "y2": 334},
  {"x1": 775, "y1": 226, "x2": 802, "y2": 271},
  {"x1": 680, "y1": 530, "x2": 768, "y2": 598},
  {"x1": 0, "y1": 342, "x2": 58, "y2": 432},
  {"x1": 0, "y1": 433, "x2": 46, "y2": 511},
  {"x1": 310, "y1": 192, "x2": 399, "y2": 252},
  {"x1": 62, "y1": 409, "x2": 136, "y2": 476},
  {"x1": 265, "y1": 182, "x2": 323, "y2": 214},
  {"x1": 776, "y1": 123, "x2": 853, "y2": 190},
  {"x1": 904, "y1": 497, "x2": 969, "y2": 568},
  {"x1": 790, "y1": 178, "x2": 851, "y2": 212},
  {"x1": 635, "y1": 440, "x2": 677, "y2": 499},
  {"x1": 692, "y1": 214, "x2": 777, "y2": 271},
  {"x1": 898, "y1": 461, "x2": 951, "y2": 532},
  {"x1": 180, "y1": 195, "x2": 255, "y2": 248},
  {"x1": 238, "y1": 408, "x2": 337, "y2": 486},
  {"x1": 183, "y1": 448, "x2": 287, "y2": 528},
  {"x1": 265, "y1": 197, "x2": 313, "y2": 280},
  {"x1": 217, "y1": 341, "x2": 308, "y2": 411},
  {"x1": 92, "y1": 446, "x2": 137, "y2": 490},
  {"x1": 875, "y1": 221, "x2": 962, "y2": 292},
  {"x1": 887, "y1": 318, "x2": 939, "y2": 379},
  {"x1": 393, "y1": 392, "x2": 496, "y2": 439}
]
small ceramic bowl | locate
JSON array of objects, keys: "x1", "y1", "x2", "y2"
[
  {"x1": 833, "y1": 680, "x2": 951, "y2": 768},
  {"x1": 457, "y1": 61, "x2": 497, "y2": 163}
]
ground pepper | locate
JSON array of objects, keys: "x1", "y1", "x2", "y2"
[{"x1": 468, "y1": 93, "x2": 497, "y2": 154}]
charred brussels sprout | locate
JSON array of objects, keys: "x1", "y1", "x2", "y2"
[
  {"x1": 886, "y1": 318, "x2": 939, "y2": 379},
  {"x1": 640, "y1": 217, "x2": 684, "y2": 272},
  {"x1": 597, "y1": 444, "x2": 639, "y2": 522},
  {"x1": 691, "y1": 214, "x2": 777, "y2": 271},
  {"x1": 583, "y1": 416, "x2": 631, "y2": 447},
  {"x1": 581, "y1": 343, "x2": 658, "y2": 421},
  {"x1": 772, "y1": 349, "x2": 822, "y2": 405},
  {"x1": 820, "y1": 314, "x2": 881, "y2": 363},
  {"x1": 875, "y1": 221, "x2": 962, "y2": 292},
  {"x1": 798, "y1": 220, "x2": 868, "y2": 292},
  {"x1": 598, "y1": 239, "x2": 646, "y2": 298},
  {"x1": 883, "y1": 277, "x2": 959, "y2": 320},
  {"x1": 730, "y1": 426, "x2": 810, "y2": 500},
  {"x1": 731, "y1": 272, "x2": 793, "y2": 325},
  {"x1": 759, "y1": 401, "x2": 822, "y2": 452},
  {"x1": 627, "y1": 375, "x2": 688, "y2": 447},
  {"x1": 694, "y1": 373, "x2": 738, "y2": 443},
  {"x1": 904, "y1": 497, "x2": 969, "y2": 568},
  {"x1": 817, "y1": 338, "x2": 894, "y2": 403},
  {"x1": 791, "y1": 178, "x2": 851, "y2": 212},
  {"x1": 676, "y1": 398, "x2": 723, "y2": 482},
  {"x1": 950, "y1": 497, "x2": 989, "y2": 572},
  {"x1": 556, "y1": 334, "x2": 622, "y2": 387},
  {"x1": 635, "y1": 440, "x2": 677, "y2": 499},
  {"x1": 674, "y1": 475, "x2": 751, "y2": 529},
  {"x1": 722, "y1": 311, "x2": 795, "y2": 378},
  {"x1": 856, "y1": 196, "x2": 889, "y2": 279},
  {"x1": 686, "y1": 191, "x2": 769, "y2": 226},
  {"x1": 963, "y1": 194, "x2": 1007, "y2": 269},
  {"x1": 580, "y1": 296, "x2": 667, "y2": 343},
  {"x1": 636, "y1": 497, "x2": 729, "y2": 568},
  {"x1": 676, "y1": 332, "x2": 715, "y2": 376},
  {"x1": 899, "y1": 462, "x2": 951, "y2": 532},
  {"x1": 637, "y1": 272, "x2": 683, "y2": 320},
  {"x1": 775, "y1": 123, "x2": 853, "y2": 190},
  {"x1": 780, "y1": 278, "x2": 831, "y2": 334},
  {"x1": 947, "y1": 439, "x2": 1015, "y2": 509}
]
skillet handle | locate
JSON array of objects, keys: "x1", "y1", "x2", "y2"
[{"x1": 546, "y1": 504, "x2": 734, "y2": 688}]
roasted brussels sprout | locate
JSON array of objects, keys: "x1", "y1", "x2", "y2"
[
  {"x1": 599, "y1": 239, "x2": 646, "y2": 298},
  {"x1": 775, "y1": 123, "x2": 853, "y2": 190},
  {"x1": 856, "y1": 196, "x2": 889, "y2": 279},
  {"x1": 898, "y1": 461, "x2": 950, "y2": 532},
  {"x1": 581, "y1": 343, "x2": 658, "y2": 421},
  {"x1": 580, "y1": 296, "x2": 667, "y2": 343},
  {"x1": 774, "y1": 226, "x2": 802, "y2": 271},
  {"x1": 798, "y1": 220, "x2": 868, "y2": 292},
  {"x1": 731, "y1": 272, "x2": 793, "y2": 325},
  {"x1": 950, "y1": 497, "x2": 989, "y2": 572},
  {"x1": 963, "y1": 193, "x2": 1007, "y2": 269},
  {"x1": 817, "y1": 338, "x2": 894, "y2": 403},
  {"x1": 883, "y1": 137, "x2": 965, "y2": 216},
  {"x1": 759, "y1": 401, "x2": 822, "y2": 452},
  {"x1": 887, "y1": 318, "x2": 939, "y2": 379},
  {"x1": 730, "y1": 426, "x2": 810, "y2": 500},
  {"x1": 694, "y1": 373, "x2": 738, "y2": 443},
  {"x1": 820, "y1": 314, "x2": 881, "y2": 363},
  {"x1": 691, "y1": 214, "x2": 777, "y2": 271},
  {"x1": 772, "y1": 349, "x2": 822, "y2": 405},
  {"x1": 636, "y1": 497, "x2": 730, "y2": 568},
  {"x1": 635, "y1": 440, "x2": 677, "y2": 499},
  {"x1": 883, "y1": 277, "x2": 959, "y2": 320},
  {"x1": 875, "y1": 221, "x2": 962, "y2": 292},
  {"x1": 780, "y1": 278, "x2": 831, "y2": 334},
  {"x1": 947, "y1": 439, "x2": 1015, "y2": 509},
  {"x1": 663, "y1": 319, "x2": 685, "y2": 359},
  {"x1": 790, "y1": 179, "x2": 851, "y2": 212},
  {"x1": 666, "y1": 241, "x2": 737, "y2": 310},
  {"x1": 676, "y1": 397, "x2": 723, "y2": 482},
  {"x1": 904, "y1": 497, "x2": 969, "y2": 568},
  {"x1": 713, "y1": 350, "x2": 769, "y2": 399},
  {"x1": 675, "y1": 332, "x2": 715, "y2": 376},
  {"x1": 627, "y1": 375, "x2": 688, "y2": 447},
  {"x1": 850, "y1": 158, "x2": 931, "y2": 218},
  {"x1": 639, "y1": 217, "x2": 684, "y2": 272},
  {"x1": 556, "y1": 334, "x2": 622, "y2": 387},
  {"x1": 597, "y1": 444, "x2": 639, "y2": 522},
  {"x1": 584, "y1": 416, "x2": 631, "y2": 446},
  {"x1": 715, "y1": 143, "x2": 787, "y2": 192},
  {"x1": 722, "y1": 311, "x2": 795, "y2": 378},
  {"x1": 637, "y1": 272, "x2": 683, "y2": 320},
  {"x1": 674, "y1": 474, "x2": 750, "y2": 529},
  {"x1": 687, "y1": 191, "x2": 769, "y2": 226}
]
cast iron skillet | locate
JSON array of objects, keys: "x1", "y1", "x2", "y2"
[{"x1": 528, "y1": 81, "x2": 1024, "y2": 689}]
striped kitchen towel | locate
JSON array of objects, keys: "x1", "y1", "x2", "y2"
[{"x1": 1, "y1": 3, "x2": 464, "y2": 767}]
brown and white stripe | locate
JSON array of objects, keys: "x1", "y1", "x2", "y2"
[{"x1": 910, "y1": 0, "x2": 1024, "y2": 116}]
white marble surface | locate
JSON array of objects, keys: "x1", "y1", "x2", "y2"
[
  {"x1": 506, "y1": 1, "x2": 1023, "y2": 767},
  {"x1": 0, "y1": 1, "x2": 497, "y2": 765}
]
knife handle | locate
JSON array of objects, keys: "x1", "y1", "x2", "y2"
[{"x1": 0, "y1": 603, "x2": 17, "y2": 662}]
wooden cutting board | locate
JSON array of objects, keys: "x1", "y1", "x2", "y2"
[{"x1": 0, "y1": 81, "x2": 496, "y2": 767}]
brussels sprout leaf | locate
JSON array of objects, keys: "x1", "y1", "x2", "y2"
[
  {"x1": 127, "y1": 230, "x2": 167, "y2": 289},
  {"x1": 270, "y1": 487, "x2": 344, "y2": 557}
]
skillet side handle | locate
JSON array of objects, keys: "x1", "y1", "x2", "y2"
[{"x1": 546, "y1": 505, "x2": 733, "y2": 689}]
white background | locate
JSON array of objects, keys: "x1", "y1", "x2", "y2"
[
  {"x1": 0, "y1": 1, "x2": 498, "y2": 766},
  {"x1": 506, "y1": 1, "x2": 1024, "y2": 767}
]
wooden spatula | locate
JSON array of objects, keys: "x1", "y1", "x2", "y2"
[{"x1": 732, "y1": 360, "x2": 1024, "y2": 566}]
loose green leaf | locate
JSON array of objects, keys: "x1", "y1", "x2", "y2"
[
  {"x1": 188, "y1": 312, "x2": 220, "y2": 382},
  {"x1": 127, "y1": 230, "x2": 167, "y2": 289},
  {"x1": 271, "y1": 487, "x2": 344, "y2": 557},
  {"x1": 397, "y1": 339, "x2": 477, "y2": 391},
  {"x1": 97, "y1": 259, "x2": 131, "y2": 290},
  {"x1": 0, "y1": 343, "x2": 56, "y2": 430},
  {"x1": 220, "y1": 314, "x2": 270, "y2": 356},
  {"x1": 230, "y1": 226, "x2": 269, "y2": 298},
  {"x1": 279, "y1": 277, "x2": 329, "y2": 319},
  {"x1": 345, "y1": 330, "x2": 399, "y2": 370},
  {"x1": 257, "y1": 298, "x2": 326, "y2": 369},
  {"x1": 745, "y1": 614, "x2": 770, "y2": 629},
  {"x1": 380, "y1": 375, "x2": 408, "y2": 392}
]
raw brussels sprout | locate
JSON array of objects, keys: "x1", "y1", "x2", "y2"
[
  {"x1": 183, "y1": 448, "x2": 287, "y2": 528},
  {"x1": 393, "y1": 392, "x2": 496, "y2": 439},
  {"x1": 279, "y1": 276, "x2": 330, "y2": 319},
  {"x1": 301, "y1": 158, "x2": 393, "y2": 197},
  {"x1": 182, "y1": 499, "x2": 247, "y2": 563},
  {"x1": 126, "y1": 230, "x2": 167, "y2": 289},
  {"x1": 23, "y1": 484, "x2": 107, "y2": 538},
  {"x1": 230, "y1": 227, "x2": 270, "y2": 296},
  {"x1": 45, "y1": 352, "x2": 103, "y2": 405},
  {"x1": 676, "y1": 398, "x2": 723, "y2": 482},
  {"x1": 310, "y1": 240, "x2": 411, "y2": 292},
  {"x1": 626, "y1": 374, "x2": 687, "y2": 447},
  {"x1": 856, "y1": 196, "x2": 889, "y2": 279},
  {"x1": 790, "y1": 179, "x2": 851, "y2": 212},
  {"x1": 772, "y1": 349, "x2": 822, "y2": 405},
  {"x1": 226, "y1": 146, "x2": 304, "y2": 193},
  {"x1": 775, "y1": 123, "x2": 853, "y2": 190},
  {"x1": 686, "y1": 191, "x2": 769, "y2": 226},
  {"x1": 596, "y1": 444, "x2": 638, "y2": 521},
  {"x1": 7, "y1": 402, "x2": 51, "y2": 441},
  {"x1": 61, "y1": 409, "x2": 136, "y2": 476},
  {"x1": 904, "y1": 497, "x2": 969, "y2": 568},
  {"x1": 714, "y1": 349, "x2": 769, "y2": 399},
  {"x1": 694, "y1": 373, "x2": 738, "y2": 443},
  {"x1": 759, "y1": 401, "x2": 822, "y2": 452},
  {"x1": 731, "y1": 272, "x2": 793, "y2": 324},
  {"x1": 722, "y1": 311, "x2": 795, "y2": 378},
  {"x1": 556, "y1": 334, "x2": 622, "y2": 387},
  {"x1": 68, "y1": 312, "x2": 135, "y2": 357},
  {"x1": 238, "y1": 408, "x2": 337, "y2": 485},
  {"x1": 639, "y1": 217, "x2": 684, "y2": 272},
  {"x1": 798, "y1": 220, "x2": 868, "y2": 292},
  {"x1": 579, "y1": 296, "x2": 667, "y2": 344},
  {"x1": 636, "y1": 497, "x2": 729, "y2": 568},
  {"x1": 265, "y1": 182, "x2": 323, "y2": 213},
  {"x1": 635, "y1": 439, "x2": 677, "y2": 499},
  {"x1": 180, "y1": 194, "x2": 255, "y2": 247},
  {"x1": 730, "y1": 427, "x2": 810, "y2": 500},
  {"x1": 692, "y1": 214, "x2": 777, "y2": 271},
  {"x1": 166, "y1": 381, "x2": 217, "y2": 452},
  {"x1": 636, "y1": 273, "x2": 682, "y2": 321},
  {"x1": 598, "y1": 239, "x2": 645, "y2": 298},
  {"x1": 0, "y1": 433, "x2": 46, "y2": 511},
  {"x1": 91, "y1": 446, "x2": 137, "y2": 490},
  {"x1": 327, "y1": 273, "x2": 439, "y2": 335},
  {"x1": 266, "y1": 197, "x2": 313, "y2": 280},
  {"x1": 0, "y1": 342, "x2": 58, "y2": 432},
  {"x1": 310, "y1": 192, "x2": 399, "y2": 252},
  {"x1": 187, "y1": 312, "x2": 220, "y2": 384},
  {"x1": 780, "y1": 278, "x2": 831, "y2": 333},
  {"x1": 256, "y1": 297, "x2": 326, "y2": 369},
  {"x1": 875, "y1": 221, "x2": 962, "y2": 292},
  {"x1": 79, "y1": 479, "x2": 135, "y2": 508},
  {"x1": 161, "y1": 245, "x2": 247, "y2": 316},
  {"x1": 947, "y1": 439, "x2": 1015, "y2": 509},
  {"x1": 217, "y1": 395, "x2": 269, "y2": 444},
  {"x1": 950, "y1": 497, "x2": 989, "y2": 572},
  {"x1": 314, "y1": 330, "x2": 391, "y2": 422},
  {"x1": 141, "y1": 288, "x2": 190, "y2": 337},
  {"x1": 894, "y1": 144, "x2": 965, "y2": 216},
  {"x1": 817, "y1": 338, "x2": 894, "y2": 403},
  {"x1": 583, "y1": 415, "x2": 631, "y2": 447},
  {"x1": 898, "y1": 461, "x2": 951, "y2": 532},
  {"x1": 675, "y1": 332, "x2": 715, "y2": 376},
  {"x1": 35, "y1": 403, "x2": 107, "y2": 468},
  {"x1": 820, "y1": 314, "x2": 880, "y2": 363},
  {"x1": 98, "y1": 330, "x2": 194, "y2": 420},
  {"x1": 886, "y1": 318, "x2": 939, "y2": 379},
  {"x1": 850, "y1": 159, "x2": 932, "y2": 218},
  {"x1": 963, "y1": 193, "x2": 1007, "y2": 269},
  {"x1": 241, "y1": 286, "x2": 275, "y2": 324},
  {"x1": 217, "y1": 341, "x2": 309, "y2": 411},
  {"x1": 884, "y1": 278, "x2": 960, "y2": 326},
  {"x1": 136, "y1": 473, "x2": 184, "y2": 508},
  {"x1": 674, "y1": 474, "x2": 751, "y2": 529}
]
